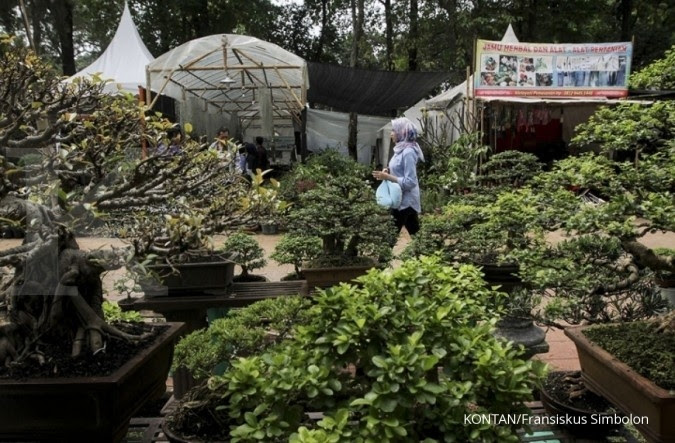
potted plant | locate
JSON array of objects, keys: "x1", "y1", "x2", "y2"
[
  {"x1": 0, "y1": 40, "x2": 263, "y2": 440},
  {"x1": 270, "y1": 234, "x2": 322, "y2": 280},
  {"x1": 247, "y1": 169, "x2": 289, "y2": 234},
  {"x1": 164, "y1": 257, "x2": 547, "y2": 442},
  {"x1": 282, "y1": 150, "x2": 397, "y2": 288},
  {"x1": 522, "y1": 49, "x2": 675, "y2": 442},
  {"x1": 402, "y1": 186, "x2": 559, "y2": 357},
  {"x1": 170, "y1": 296, "x2": 311, "y2": 399},
  {"x1": 221, "y1": 231, "x2": 267, "y2": 282}
]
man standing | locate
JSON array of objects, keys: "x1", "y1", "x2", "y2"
[{"x1": 255, "y1": 136, "x2": 269, "y2": 170}]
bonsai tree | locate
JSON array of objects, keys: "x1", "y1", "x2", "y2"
[
  {"x1": 282, "y1": 150, "x2": 397, "y2": 267},
  {"x1": 246, "y1": 169, "x2": 290, "y2": 228},
  {"x1": 525, "y1": 96, "x2": 675, "y2": 327},
  {"x1": 172, "y1": 296, "x2": 311, "y2": 383},
  {"x1": 166, "y1": 258, "x2": 546, "y2": 442},
  {"x1": 221, "y1": 232, "x2": 267, "y2": 280},
  {"x1": 270, "y1": 234, "x2": 322, "y2": 279},
  {"x1": 0, "y1": 39, "x2": 256, "y2": 365}
]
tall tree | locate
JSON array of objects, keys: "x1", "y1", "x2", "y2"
[
  {"x1": 380, "y1": 0, "x2": 393, "y2": 70},
  {"x1": 49, "y1": 0, "x2": 75, "y2": 75},
  {"x1": 348, "y1": 0, "x2": 364, "y2": 160},
  {"x1": 407, "y1": 0, "x2": 418, "y2": 71}
]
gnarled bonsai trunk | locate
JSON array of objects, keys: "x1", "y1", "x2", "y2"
[{"x1": 0, "y1": 198, "x2": 147, "y2": 366}]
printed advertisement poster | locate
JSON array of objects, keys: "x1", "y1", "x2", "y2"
[{"x1": 474, "y1": 40, "x2": 632, "y2": 98}]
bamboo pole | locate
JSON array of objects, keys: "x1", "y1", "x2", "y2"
[
  {"x1": 471, "y1": 38, "x2": 478, "y2": 133},
  {"x1": 138, "y1": 86, "x2": 147, "y2": 159},
  {"x1": 145, "y1": 66, "x2": 152, "y2": 106}
]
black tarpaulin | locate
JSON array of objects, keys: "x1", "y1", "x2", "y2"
[{"x1": 307, "y1": 62, "x2": 451, "y2": 115}]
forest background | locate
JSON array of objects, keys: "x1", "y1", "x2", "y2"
[{"x1": 1, "y1": 0, "x2": 673, "y2": 89}]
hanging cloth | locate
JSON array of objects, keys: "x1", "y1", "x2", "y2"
[{"x1": 259, "y1": 85, "x2": 274, "y2": 138}]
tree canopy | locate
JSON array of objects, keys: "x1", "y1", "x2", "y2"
[{"x1": 1, "y1": 0, "x2": 673, "y2": 82}]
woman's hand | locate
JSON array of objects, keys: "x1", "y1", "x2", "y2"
[{"x1": 372, "y1": 168, "x2": 391, "y2": 181}]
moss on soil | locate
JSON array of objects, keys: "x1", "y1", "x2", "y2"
[{"x1": 583, "y1": 322, "x2": 675, "y2": 390}]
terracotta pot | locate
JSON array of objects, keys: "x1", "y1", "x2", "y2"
[
  {"x1": 303, "y1": 262, "x2": 376, "y2": 289},
  {"x1": 565, "y1": 325, "x2": 675, "y2": 443},
  {"x1": 0, "y1": 322, "x2": 186, "y2": 443},
  {"x1": 142, "y1": 257, "x2": 235, "y2": 296}
]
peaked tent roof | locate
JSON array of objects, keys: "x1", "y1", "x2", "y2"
[
  {"x1": 68, "y1": 2, "x2": 154, "y2": 94},
  {"x1": 146, "y1": 34, "x2": 308, "y2": 126},
  {"x1": 307, "y1": 62, "x2": 451, "y2": 116},
  {"x1": 425, "y1": 24, "x2": 519, "y2": 110}
]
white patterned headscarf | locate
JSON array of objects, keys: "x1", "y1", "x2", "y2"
[{"x1": 391, "y1": 117, "x2": 424, "y2": 162}]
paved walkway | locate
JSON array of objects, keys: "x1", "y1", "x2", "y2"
[{"x1": 4, "y1": 228, "x2": 675, "y2": 372}]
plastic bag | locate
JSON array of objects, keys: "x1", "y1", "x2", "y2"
[{"x1": 376, "y1": 180, "x2": 402, "y2": 209}]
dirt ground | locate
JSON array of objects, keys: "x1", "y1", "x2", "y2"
[
  {"x1": 2, "y1": 229, "x2": 673, "y2": 371},
  {"x1": 1, "y1": 228, "x2": 672, "y2": 303},
  {"x1": 0, "y1": 230, "x2": 413, "y2": 303}
]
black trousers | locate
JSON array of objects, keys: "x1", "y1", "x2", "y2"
[{"x1": 392, "y1": 206, "x2": 420, "y2": 236}]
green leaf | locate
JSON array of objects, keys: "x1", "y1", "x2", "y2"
[{"x1": 372, "y1": 355, "x2": 387, "y2": 368}]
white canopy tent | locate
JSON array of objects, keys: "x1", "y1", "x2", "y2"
[
  {"x1": 146, "y1": 34, "x2": 308, "y2": 141},
  {"x1": 67, "y1": 2, "x2": 153, "y2": 94}
]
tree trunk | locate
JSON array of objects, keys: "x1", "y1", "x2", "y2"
[
  {"x1": 348, "y1": 112, "x2": 358, "y2": 160},
  {"x1": 408, "y1": 0, "x2": 418, "y2": 71},
  {"x1": 618, "y1": 0, "x2": 633, "y2": 41},
  {"x1": 314, "y1": 0, "x2": 330, "y2": 60},
  {"x1": 49, "y1": 0, "x2": 75, "y2": 75},
  {"x1": 381, "y1": 0, "x2": 394, "y2": 70},
  {"x1": 348, "y1": 0, "x2": 364, "y2": 161}
]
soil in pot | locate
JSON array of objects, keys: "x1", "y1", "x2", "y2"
[
  {"x1": 164, "y1": 384, "x2": 231, "y2": 442},
  {"x1": 0, "y1": 322, "x2": 166, "y2": 379},
  {"x1": 232, "y1": 274, "x2": 269, "y2": 283},
  {"x1": 541, "y1": 371, "x2": 620, "y2": 437},
  {"x1": 583, "y1": 321, "x2": 675, "y2": 391},
  {"x1": 281, "y1": 272, "x2": 304, "y2": 281}
]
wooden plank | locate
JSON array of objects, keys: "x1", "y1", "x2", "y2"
[{"x1": 122, "y1": 281, "x2": 308, "y2": 312}]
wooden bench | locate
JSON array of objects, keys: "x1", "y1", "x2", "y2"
[{"x1": 120, "y1": 280, "x2": 308, "y2": 333}]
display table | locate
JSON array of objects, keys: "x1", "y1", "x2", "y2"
[{"x1": 120, "y1": 281, "x2": 308, "y2": 333}]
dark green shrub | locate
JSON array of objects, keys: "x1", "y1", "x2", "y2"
[
  {"x1": 172, "y1": 296, "x2": 311, "y2": 381},
  {"x1": 167, "y1": 257, "x2": 546, "y2": 442}
]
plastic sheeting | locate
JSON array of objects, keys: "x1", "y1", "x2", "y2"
[
  {"x1": 259, "y1": 85, "x2": 274, "y2": 138},
  {"x1": 306, "y1": 108, "x2": 389, "y2": 165},
  {"x1": 146, "y1": 34, "x2": 307, "y2": 136},
  {"x1": 67, "y1": 2, "x2": 153, "y2": 94}
]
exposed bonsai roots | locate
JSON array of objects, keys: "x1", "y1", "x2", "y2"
[
  {"x1": 655, "y1": 311, "x2": 675, "y2": 334},
  {"x1": 1, "y1": 228, "x2": 149, "y2": 364}
]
